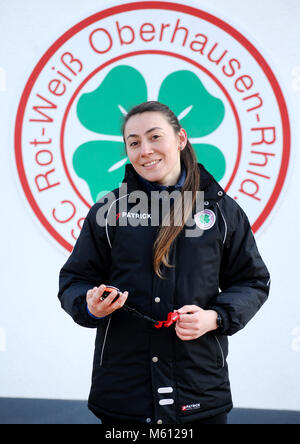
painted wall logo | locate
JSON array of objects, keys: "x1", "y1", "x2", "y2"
[{"x1": 15, "y1": 0, "x2": 290, "y2": 251}]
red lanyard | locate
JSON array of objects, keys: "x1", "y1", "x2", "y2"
[
  {"x1": 103, "y1": 286, "x2": 179, "y2": 328},
  {"x1": 123, "y1": 304, "x2": 179, "y2": 328}
]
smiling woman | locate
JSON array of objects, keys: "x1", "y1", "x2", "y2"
[
  {"x1": 122, "y1": 102, "x2": 199, "y2": 278},
  {"x1": 58, "y1": 100, "x2": 270, "y2": 426}
]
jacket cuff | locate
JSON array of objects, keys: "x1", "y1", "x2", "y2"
[
  {"x1": 208, "y1": 306, "x2": 230, "y2": 334},
  {"x1": 86, "y1": 303, "x2": 106, "y2": 320},
  {"x1": 72, "y1": 294, "x2": 104, "y2": 328}
]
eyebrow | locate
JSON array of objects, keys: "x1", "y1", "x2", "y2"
[{"x1": 126, "y1": 127, "x2": 164, "y2": 140}]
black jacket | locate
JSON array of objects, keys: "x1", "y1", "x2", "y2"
[{"x1": 58, "y1": 163, "x2": 270, "y2": 424}]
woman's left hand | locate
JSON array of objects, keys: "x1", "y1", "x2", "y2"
[{"x1": 175, "y1": 305, "x2": 218, "y2": 341}]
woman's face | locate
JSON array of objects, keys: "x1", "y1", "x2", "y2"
[{"x1": 124, "y1": 111, "x2": 187, "y2": 186}]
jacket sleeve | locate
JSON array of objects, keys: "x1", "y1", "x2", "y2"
[
  {"x1": 209, "y1": 199, "x2": 271, "y2": 336},
  {"x1": 58, "y1": 203, "x2": 112, "y2": 328}
]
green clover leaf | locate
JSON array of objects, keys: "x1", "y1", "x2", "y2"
[
  {"x1": 73, "y1": 141, "x2": 128, "y2": 202},
  {"x1": 73, "y1": 66, "x2": 226, "y2": 202},
  {"x1": 192, "y1": 143, "x2": 226, "y2": 182},
  {"x1": 200, "y1": 213, "x2": 210, "y2": 224},
  {"x1": 77, "y1": 65, "x2": 147, "y2": 135},
  {"x1": 158, "y1": 70, "x2": 225, "y2": 137}
]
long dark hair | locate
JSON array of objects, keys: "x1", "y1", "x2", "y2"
[{"x1": 122, "y1": 101, "x2": 200, "y2": 279}]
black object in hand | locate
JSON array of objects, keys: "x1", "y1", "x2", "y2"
[{"x1": 102, "y1": 286, "x2": 121, "y2": 303}]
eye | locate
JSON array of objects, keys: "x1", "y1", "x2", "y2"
[
  {"x1": 129, "y1": 141, "x2": 139, "y2": 147},
  {"x1": 152, "y1": 134, "x2": 161, "y2": 140}
]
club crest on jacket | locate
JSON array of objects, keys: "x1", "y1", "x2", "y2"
[{"x1": 194, "y1": 210, "x2": 216, "y2": 230}]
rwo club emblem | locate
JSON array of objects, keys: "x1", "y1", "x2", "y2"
[
  {"x1": 194, "y1": 210, "x2": 216, "y2": 230},
  {"x1": 14, "y1": 0, "x2": 291, "y2": 252}
]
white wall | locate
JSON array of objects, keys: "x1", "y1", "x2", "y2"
[{"x1": 1, "y1": 0, "x2": 300, "y2": 411}]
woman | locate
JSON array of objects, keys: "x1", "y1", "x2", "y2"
[{"x1": 58, "y1": 101, "x2": 270, "y2": 425}]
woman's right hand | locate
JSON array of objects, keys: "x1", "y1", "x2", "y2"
[{"x1": 86, "y1": 285, "x2": 129, "y2": 318}]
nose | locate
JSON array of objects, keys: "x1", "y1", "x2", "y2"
[{"x1": 140, "y1": 140, "x2": 154, "y2": 157}]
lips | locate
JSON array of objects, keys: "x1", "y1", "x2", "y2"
[{"x1": 142, "y1": 159, "x2": 162, "y2": 167}]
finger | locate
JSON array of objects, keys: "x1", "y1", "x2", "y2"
[
  {"x1": 111, "y1": 291, "x2": 128, "y2": 308},
  {"x1": 103, "y1": 289, "x2": 119, "y2": 305},
  {"x1": 177, "y1": 335, "x2": 195, "y2": 341},
  {"x1": 86, "y1": 286, "x2": 99, "y2": 302},
  {"x1": 103, "y1": 292, "x2": 128, "y2": 315},
  {"x1": 119, "y1": 291, "x2": 129, "y2": 306},
  {"x1": 177, "y1": 305, "x2": 200, "y2": 315},
  {"x1": 177, "y1": 322, "x2": 199, "y2": 331},
  {"x1": 177, "y1": 313, "x2": 198, "y2": 323},
  {"x1": 92, "y1": 285, "x2": 107, "y2": 302},
  {"x1": 176, "y1": 324, "x2": 194, "y2": 335},
  {"x1": 175, "y1": 328, "x2": 196, "y2": 341}
]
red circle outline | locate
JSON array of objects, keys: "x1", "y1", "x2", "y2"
[
  {"x1": 15, "y1": 1, "x2": 291, "y2": 251},
  {"x1": 60, "y1": 49, "x2": 242, "y2": 208}
]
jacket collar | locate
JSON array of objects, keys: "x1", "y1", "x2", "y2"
[
  {"x1": 122, "y1": 162, "x2": 225, "y2": 205},
  {"x1": 135, "y1": 163, "x2": 187, "y2": 193}
]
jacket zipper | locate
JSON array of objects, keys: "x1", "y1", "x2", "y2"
[
  {"x1": 214, "y1": 335, "x2": 225, "y2": 368},
  {"x1": 100, "y1": 316, "x2": 111, "y2": 367}
]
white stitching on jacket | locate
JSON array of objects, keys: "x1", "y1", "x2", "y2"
[
  {"x1": 100, "y1": 316, "x2": 112, "y2": 367},
  {"x1": 214, "y1": 335, "x2": 225, "y2": 368},
  {"x1": 105, "y1": 194, "x2": 129, "y2": 248},
  {"x1": 216, "y1": 202, "x2": 227, "y2": 245}
]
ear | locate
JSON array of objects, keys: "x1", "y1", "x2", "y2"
[{"x1": 178, "y1": 128, "x2": 188, "y2": 150}]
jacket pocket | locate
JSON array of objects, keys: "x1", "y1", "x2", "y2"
[
  {"x1": 213, "y1": 334, "x2": 225, "y2": 368},
  {"x1": 99, "y1": 316, "x2": 112, "y2": 367}
]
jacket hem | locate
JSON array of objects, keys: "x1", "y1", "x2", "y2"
[
  {"x1": 88, "y1": 401, "x2": 152, "y2": 423},
  {"x1": 88, "y1": 400, "x2": 233, "y2": 424}
]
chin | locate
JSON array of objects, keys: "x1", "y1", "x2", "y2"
[{"x1": 143, "y1": 172, "x2": 163, "y2": 182}]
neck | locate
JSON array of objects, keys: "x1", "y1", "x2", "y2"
[{"x1": 157, "y1": 162, "x2": 181, "y2": 187}]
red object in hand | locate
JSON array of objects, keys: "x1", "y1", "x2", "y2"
[{"x1": 155, "y1": 311, "x2": 180, "y2": 329}]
